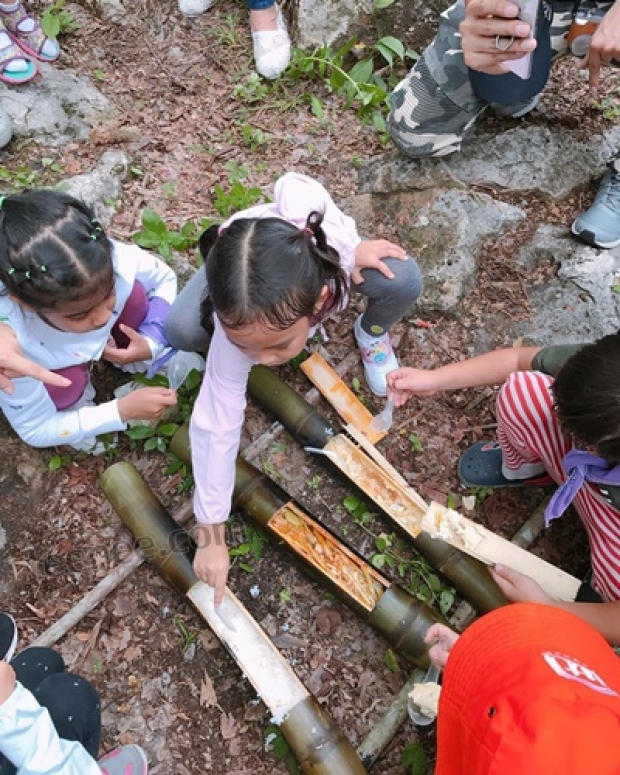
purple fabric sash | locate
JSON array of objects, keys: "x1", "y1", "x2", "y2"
[{"x1": 545, "y1": 449, "x2": 620, "y2": 525}]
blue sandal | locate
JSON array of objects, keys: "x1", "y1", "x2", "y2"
[{"x1": 458, "y1": 441, "x2": 553, "y2": 489}]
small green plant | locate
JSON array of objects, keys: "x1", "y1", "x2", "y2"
[
  {"x1": 594, "y1": 96, "x2": 620, "y2": 121},
  {"x1": 240, "y1": 123, "x2": 269, "y2": 150},
  {"x1": 132, "y1": 209, "x2": 216, "y2": 261},
  {"x1": 213, "y1": 180, "x2": 264, "y2": 217},
  {"x1": 401, "y1": 741, "x2": 428, "y2": 775},
  {"x1": 306, "y1": 474, "x2": 322, "y2": 490},
  {"x1": 468, "y1": 485, "x2": 494, "y2": 505},
  {"x1": 40, "y1": 0, "x2": 79, "y2": 38},
  {"x1": 0, "y1": 165, "x2": 42, "y2": 190},
  {"x1": 125, "y1": 421, "x2": 180, "y2": 454},
  {"x1": 342, "y1": 494, "x2": 456, "y2": 615},
  {"x1": 92, "y1": 69, "x2": 107, "y2": 81},
  {"x1": 264, "y1": 724, "x2": 300, "y2": 774},
  {"x1": 48, "y1": 452, "x2": 73, "y2": 472},
  {"x1": 350, "y1": 376, "x2": 366, "y2": 405},
  {"x1": 41, "y1": 157, "x2": 64, "y2": 175},
  {"x1": 212, "y1": 12, "x2": 243, "y2": 47},
  {"x1": 408, "y1": 433, "x2": 423, "y2": 452},
  {"x1": 229, "y1": 522, "x2": 269, "y2": 573},
  {"x1": 279, "y1": 588, "x2": 292, "y2": 604},
  {"x1": 161, "y1": 181, "x2": 178, "y2": 199},
  {"x1": 173, "y1": 615, "x2": 198, "y2": 653},
  {"x1": 233, "y1": 72, "x2": 271, "y2": 103},
  {"x1": 287, "y1": 35, "x2": 418, "y2": 134}
]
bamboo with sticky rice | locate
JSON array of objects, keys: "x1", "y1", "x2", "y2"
[
  {"x1": 100, "y1": 462, "x2": 368, "y2": 775},
  {"x1": 245, "y1": 364, "x2": 507, "y2": 613},
  {"x1": 170, "y1": 425, "x2": 445, "y2": 666}
]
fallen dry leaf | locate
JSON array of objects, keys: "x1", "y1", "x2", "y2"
[
  {"x1": 220, "y1": 712, "x2": 238, "y2": 740},
  {"x1": 200, "y1": 670, "x2": 222, "y2": 711}
]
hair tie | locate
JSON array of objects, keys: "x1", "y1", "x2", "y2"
[
  {"x1": 91, "y1": 219, "x2": 103, "y2": 233},
  {"x1": 24, "y1": 271, "x2": 30, "y2": 280},
  {"x1": 0, "y1": 196, "x2": 5, "y2": 210},
  {"x1": 40, "y1": 265, "x2": 47, "y2": 273},
  {"x1": 90, "y1": 233, "x2": 98, "y2": 241},
  {"x1": 7, "y1": 267, "x2": 14, "y2": 275}
]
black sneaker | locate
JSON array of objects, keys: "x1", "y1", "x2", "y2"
[{"x1": 0, "y1": 614, "x2": 18, "y2": 662}]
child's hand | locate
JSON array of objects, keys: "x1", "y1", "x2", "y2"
[
  {"x1": 117, "y1": 387, "x2": 177, "y2": 422},
  {"x1": 424, "y1": 623, "x2": 460, "y2": 668},
  {"x1": 0, "y1": 662, "x2": 16, "y2": 706},
  {"x1": 387, "y1": 367, "x2": 441, "y2": 406},
  {"x1": 352, "y1": 240, "x2": 408, "y2": 284},
  {"x1": 103, "y1": 325, "x2": 152, "y2": 365},
  {"x1": 491, "y1": 564, "x2": 552, "y2": 605},
  {"x1": 193, "y1": 525, "x2": 230, "y2": 606}
]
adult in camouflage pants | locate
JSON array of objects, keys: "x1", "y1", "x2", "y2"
[{"x1": 388, "y1": 0, "x2": 618, "y2": 158}]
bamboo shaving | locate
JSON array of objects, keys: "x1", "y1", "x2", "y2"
[
  {"x1": 422, "y1": 502, "x2": 484, "y2": 551},
  {"x1": 325, "y1": 436, "x2": 424, "y2": 536},
  {"x1": 270, "y1": 503, "x2": 386, "y2": 610}
]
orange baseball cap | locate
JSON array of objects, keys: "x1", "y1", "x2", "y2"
[{"x1": 435, "y1": 603, "x2": 620, "y2": 775}]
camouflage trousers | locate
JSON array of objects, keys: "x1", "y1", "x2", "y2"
[{"x1": 387, "y1": 0, "x2": 596, "y2": 158}]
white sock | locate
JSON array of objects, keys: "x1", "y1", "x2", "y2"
[{"x1": 0, "y1": 29, "x2": 28, "y2": 71}]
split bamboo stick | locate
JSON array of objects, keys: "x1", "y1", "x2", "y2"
[{"x1": 100, "y1": 462, "x2": 368, "y2": 775}]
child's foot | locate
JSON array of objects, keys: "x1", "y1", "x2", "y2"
[
  {"x1": 0, "y1": 613, "x2": 17, "y2": 662},
  {"x1": 178, "y1": 0, "x2": 214, "y2": 18},
  {"x1": 458, "y1": 441, "x2": 554, "y2": 489},
  {"x1": 0, "y1": 1, "x2": 60, "y2": 62},
  {"x1": 354, "y1": 314, "x2": 398, "y2": 398},
  {"x1": 0, "y1": 23, "x2": 36, "y2": 83},
  {"x1": 99, "y1": 744, "x2": 148, "y2": 775},
  {"x1": 250, "y1": 3, "x2": 290, "y2": 79}
]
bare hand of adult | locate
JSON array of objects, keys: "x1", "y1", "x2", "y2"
[
  {"x1": 460, "y1": 0, "x2": 537, "y2": 74},
  {"x1": 0, "y1": 662, "x2": 16, "y2": 706},
  {"x1": 102, "y1": 325, "x2": 152, "y2": 365},
  {"x1": 352, "y1": 240, "x2": 408, "y2": 284},
  {"x1": 0, "y1": 324, "x2": 71, "y2": 395},
  {"x1": 424, "y1": 623, "x2": 460, "y2": 668},
  {"x1": 581, "y1": 2, "x2": 620, "y2": 91},
  {"x1": 491, "y1": 563, "x2": 552, "y2": 604},
  {"x1": 117, "y1": 387, "x2": 177, "y2": 422}
]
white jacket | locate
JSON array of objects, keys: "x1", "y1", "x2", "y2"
[
  {"x1": 0, "y1": 682, "x2": 100, "y2": 774},
  {"x1": 0, "y1": 240, "x2": 176, "y2": 448}
]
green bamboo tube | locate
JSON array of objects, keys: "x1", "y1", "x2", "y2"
[
  {"x1": 169, "y1": 433, "x2": 445, "y2": 666},
  {"x1": 246, "y1": 365, "x2": 506, "y2": 614},
  {"x1": 100, "y1": 462, "x2": 368, "y2": 775}
]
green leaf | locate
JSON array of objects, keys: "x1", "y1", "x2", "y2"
[
  {"x1": 310, "y1": 95, "x2": 324, "y2": 119},
  {"x1": 239, "y1": 563, "x2": 254, "y2": 573},
  {"x1": 343, "y1": 495, "x2": 362, "y2": 513},
  {"x1": 140, "y1": 208, "x2": 168, "y2": 237},
  {"x1": 374, "y1": 0, "x2": 396, "y2": 7},
  {"x1": 158, "y1": 423, "x2": 180, "y2": 437},
  {"x1": 41, "y1": 14, "x2": 61, "y2": 39},
  {"x1": 280, "y1": 588, "x2": 291, "y2": 603},
  {"x1": 371, "y1": 553, "x2": 386, "y2": 569},
  {"x1": 48, "y1": 456, "x2": 63, "y2": 472},
  {"x1": 439, "y1": 589, "x2": 456, "y2": 615},
  {"x1": 230, "y1": 542, "x2": 252, "y2": 558},
  {"x1": 125, "y1": 425, "x2": 155, "y2": 440},
  {"x1": 144, "y1": 437, "x2": 159, "y2": 451},
  {"x1": 402, "y1": 741, "x2": 428, "y2": 775},
  {"x1": 384, "y1": 648, "x2": 399, "y2": 672},
  {"x1": 409, "y1": 433, "x2": 423, "y2": 452},
  {"x1": 446, "y1": 492, "x2": 457, "y2": 510},
  {"x1": 376, "y1": 35, "x2": 405, "y2": 59},
  {"x1": 349, "y1": 59, "x2": 374, "y2": 85}
]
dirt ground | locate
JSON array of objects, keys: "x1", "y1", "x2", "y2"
[{"x1": 0, "y1": 0, "x2": 615, "y2": 772}]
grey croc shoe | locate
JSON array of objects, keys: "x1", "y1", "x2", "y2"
[
  {"x1": 458, "y1": 441, "x2": 553, "y2": 489},
  {"x1": 99, "y1": 744, "x2": 148, "y2": 775}
]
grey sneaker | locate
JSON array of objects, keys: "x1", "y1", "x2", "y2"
[
  {"x1": 99, "y1": 744, "x2": 148, "y2": 774},
  {"x1": 571, "y1": 168, "x2": 620, "y2": 249},
  {"x1": 0, "y1": 107, "x2": 12, "y2": 149}
]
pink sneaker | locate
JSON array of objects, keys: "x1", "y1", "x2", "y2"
[{"x1": 99, "y1": 744, "x2": 148, "y2": 775}]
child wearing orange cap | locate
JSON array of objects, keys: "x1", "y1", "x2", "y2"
[{"x1": 426, "y1": 604, "x2": 620, "y2": 775}]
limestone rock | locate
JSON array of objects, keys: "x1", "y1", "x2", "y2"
[{"x1": 60, "y1": 151, "x2": 130, "y2": 225}]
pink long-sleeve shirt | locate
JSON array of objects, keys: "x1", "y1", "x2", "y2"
[{"x1": 190, "y1": 172, "x2": 361, "y2": 525}]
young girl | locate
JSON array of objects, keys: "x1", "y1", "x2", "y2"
[
  {"x1": 172, "y1": 172, "x2": 423, "y2": 603},
  {"x1": 0, "y1": 190, "x2": 178, "y2": 454},
  {"x1": 387, "y1": 335, "x2": 620, "y2": 644}
]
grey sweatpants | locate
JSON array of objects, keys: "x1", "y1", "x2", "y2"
[
  {"x1": 164, "y1": 255, "x2": 423, "y2": 351},
  {"x1": 387, "y1": 0, "x2": 578, "y2": 158}
]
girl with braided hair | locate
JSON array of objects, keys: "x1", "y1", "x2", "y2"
[
  {"x1": 0, "y1": 189, "x2": 178, "y2": 454},
  {"x1": 164, "y1": 173, "x2": 423, "y2": 603}
]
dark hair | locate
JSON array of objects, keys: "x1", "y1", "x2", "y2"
[
  {"x1": 0, "y1": 190, "x2": 114, "y2": 311},
  {"x1": 553, "y1": 332, "x2": 620, "y2": 462},
  {"x1": 199, "y1": 211, "x2": 349, "y2": 333}
]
